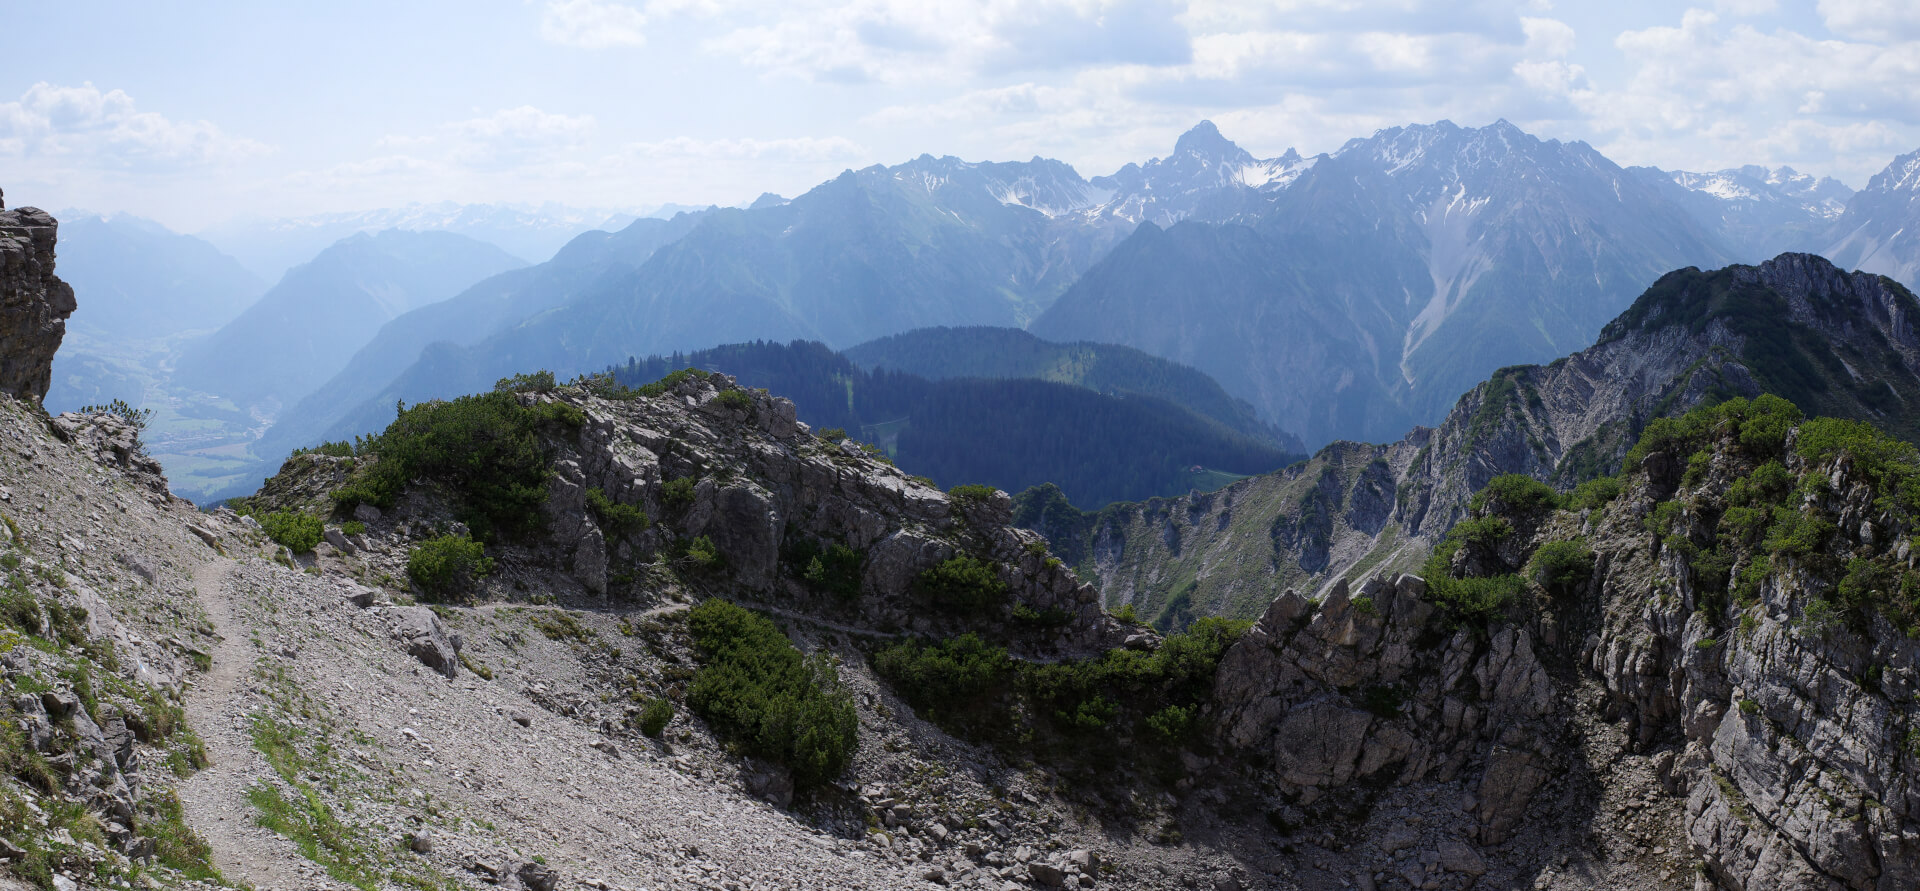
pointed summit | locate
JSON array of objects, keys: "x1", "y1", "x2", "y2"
[{"x1": 1172, "y1": 121, "x2": 1250, "y2": 163}]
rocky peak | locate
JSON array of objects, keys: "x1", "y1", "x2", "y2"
[
  {"x1": 0, "y1": 200, "x2": 76, "y2": 405},
  {"x1": 1169, "y1": 120, "x2": 1254, "y2": 167}
]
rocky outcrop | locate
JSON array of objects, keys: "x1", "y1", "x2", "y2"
[
  {"x1": 535, "y1": 372, "x2": 1125, "y2": 657},
  {"x1": 1036, "y1": 253, "x2": 1920, "y2": 621},
  {"x1": 0, "y1": 203, "x2": 75, "y2": 404},
  {"x1": 48, "y1": 410, "x2": 168, "y2": 495},
  {"x1": 1571, "y1": 431, "x2": 1920, "y2": 889},
  {"x1": 1211, "y1": 406, "x2": 1920, "y2": 889},
  {"x1": 258, "y1": 372, "x2": 1129, "y2": 659},
  {"x1": 1213, "y1": 573, "x2": 1560, "y2": 844}
]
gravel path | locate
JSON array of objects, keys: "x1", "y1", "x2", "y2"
[{"x1": 177, "y1": 558, "x2": 355, "y2": 891}]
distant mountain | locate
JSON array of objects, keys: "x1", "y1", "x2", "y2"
[
  {"x1": 198, "y1": 202, "x2": 638, "y2": 281},
  {"x1": 606, "y1": 340, "x2": 1299, "y2": 508},
  {"x1": 1033, "y1": 119, "x2": 1733, "y2": 446},
  {"x1": 348, "y1": 156, "x2": 1137, "y2": 401},
  {"x1": 1628, "y1": 164, "x2": 1851, "y2": 262},
  {"x1": 843, "y1": 325, "x2": 1303, "y2": 453},
  {"x1": 1088, "y1": 120, "x2": 1313, "y2": 226},
  {"x1": 1023, "y1": 252, "x2": 1920, "y2": 621},
  {"x1": 253, "y1": 212, "x2": 708, "y2": 460},
  {"x1": 1823, "y1": 147, "x2": 1920, "y2": 289},
  {"x1": 54, "y1": 212, "x2": 265, "y2": 338},
  {"x1": 171, "y1": 229, "x2": 526, "y2": 409}
]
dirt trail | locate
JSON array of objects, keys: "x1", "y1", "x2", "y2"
[{"x1": 177, "y1": 558, "x2": 349, "y2": 891}]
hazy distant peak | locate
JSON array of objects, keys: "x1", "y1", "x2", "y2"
[{"x1": 1170, "y1": 120, "x2": 1251, "y2": 165}]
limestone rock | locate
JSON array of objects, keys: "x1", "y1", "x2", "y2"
[
  {"x1": 391, "y1": 606, "x2": 458, "y2": 678},
  {"x1": 0, "y1": 205, "x2": 74, "y2": 404}
]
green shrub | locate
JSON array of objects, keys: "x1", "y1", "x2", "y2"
[
  {"x1": 1145, "y1": 705, "x2": 1194, "y2": 743},
  {"x1": 406, "y1": 534, "x2": 494, "y2": 602},
  {"x1": 330, "y1": 391, "x2": 580, "y2": 541},
  {"x1": 291, "y1": 440, "x2": 357, "y2": 459},
  {"x1": 261, "y1": 511, "x2": 325, "y2": 553},
  {"x1": 1, "y1": 589, "x2": 40, "y2": 634},
  {"x1": 873, "y1": 634, "x2": 1013, "y2": 716},
  {"x1": 340, "y1": 520, "x2": 366, "y2": 537},
  {"x1": 587, "y1": 487, "x2": 650, "y2": 536},
  {"x1": 494, "y1": 370, "x2": 557, "y2": 393},
  {"x1": 1113, "y1": 603, "x2": 1139, "y2": 623},
  {"x1": 1799, "y1": 597, "x2": 1842, "y2": 637},
  {"x1": 948, "y1": 484, "x2": 997, "y2": 505},
  {"x1": 680, "y1": 535, "x2": 723, "y2": 570},
  {"x1": 817, "y1": 428, "x2": 847, "y2": 443},
  {"x1": 660, "y1": 477, "x2": 697, "y2": 513},
  {"x1": 1765, "y1": 507, "x2": 1834, "y2": 560},
  {"x1": 685, "y1": 600, "x2": 858, "y2": 786},
  {"x1": 912, "y1": 554, "x2": 1008, "y2": 611},
  {"x1": 1427, "y1": 574, "x2": 1525, "y2": 624},
  {"x1": 1471, "y1": 474, "x2": 1560, "y2": 515},
  {"x1": 636, "y1": 367, "x2": 710, "y2": 398},
  {"x1": 1454, "y1": 515, "x2": 1512, "y2": 547},
  {"x1": 1529, "y1": 539, "x2": 1593, "y2": 593},
  {"x1": 637, "y1": 698, "x2": 674, "y2": 737},
  {"x1": 1349, "y1": 595, "x2": 1377, "y2": 616},
  {"x1": 875, "y1": 618, "x2": 1248, "y2": 756},
  {"x1": 714, "y1": 389, "x2": 753, "y2": 412},
  {"x1": 1567, "y1": 476, "x2": 1623, "y2": 511},
  {"x1": 800, "y1": 542, "x2": 864, "y2": 600}
]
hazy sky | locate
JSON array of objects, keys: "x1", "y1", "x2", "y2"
[{"x1": 5, "y1": 0, "x2": 1918, "y2": 231}]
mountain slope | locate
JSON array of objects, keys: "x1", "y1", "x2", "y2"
[
  {"x1": 1824, "y1": 146, "x2": 1920, "y2": 289},
  {"x1": 1033, "y1": 119, "x2": 1734, "y2": 446},
  {"x1": 842, "y1": 325, "x2": 1302, "y2": 451},
  {"x1": 253, "y1": 212, "x2": 706, "y2": 460},
  {"x1": 603, "y1": 340, "x2": 1297, "y2": 508},
  {"x1": 1024, "y1": 253, "x2": 1920, "y2": 622},
  {"x1": 171, "y1": 230, "x2": 526, "y2": 408},
  {"x1": 54, "y1": 212, "x2": 265, "y2": 338}
]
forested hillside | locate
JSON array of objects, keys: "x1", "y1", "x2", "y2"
[{"x1": 610, "y1": 341, "x2": 1299, "y2": 507}]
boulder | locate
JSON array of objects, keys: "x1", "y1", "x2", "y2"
[
  {"x1": 516, "y1": 860, "x2": 559, "y2": 891},
  {"x1": 324, "y1": 527, "x2": 357, "y2": 555},
  {"x1": 391, "y1": 607, "x2": 458, "y2": 678}
]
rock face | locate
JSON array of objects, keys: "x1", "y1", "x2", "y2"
[
  {"x1": 0, "y1": 203, "x2": 76, "y2": 404},
  {"x1": 1032, "y1": 253, "x2": 1920, "y2": 622},
  {"x1": 1209, "y1": 407, "x2": 1920, "y2": 889},
  {"x1": 1212, "y1": 573, "x2": 1559, "y2": 844}
]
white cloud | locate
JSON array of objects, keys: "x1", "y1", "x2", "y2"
[
  {"x1": 1817, "y1": 0, "x2": 1920, "y2": 43},
  {"x1": 0, "y1": 82, "x2": 269, "y2": 168},
  {"x1": 541, "y1": 0, "x2": 649, "y2": 48},
  {"x1": 624, "y1": 135, "x2": 867, "y2": 162},
  {"x1": 448, "y1": 106, "x2": 597, "y2": 165},
  {"x1": 697, "y1": 0, "x2": 1200, "y2": 83}
]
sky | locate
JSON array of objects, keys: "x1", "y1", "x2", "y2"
[{"x1": 3, "y1": 0, "x2": 1918, "y2": 232}]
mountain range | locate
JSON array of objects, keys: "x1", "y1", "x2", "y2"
[{"x1": 42, "y1": 118, "x2": 1920, "y2": 507}]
